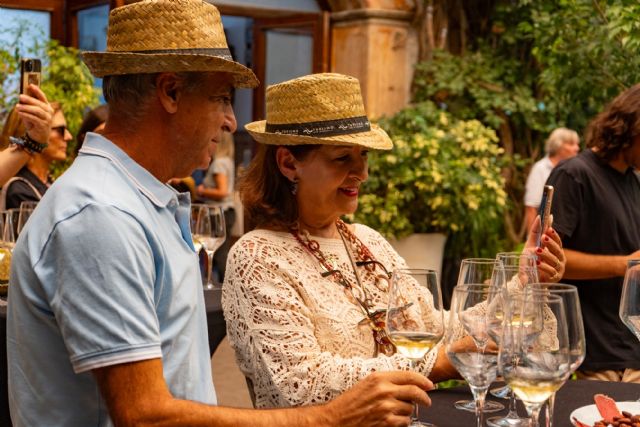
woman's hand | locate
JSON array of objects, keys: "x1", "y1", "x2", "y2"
[
  {"x1": 14, "y1": 85, "x2": 53, "y2": 145},
  {"x1": 525, "y1": 215, "x2": 566, "y2": 282}
]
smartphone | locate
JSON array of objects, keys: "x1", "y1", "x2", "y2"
[
  {"x1": 536, "y1": 185, "x2": 554, "y2": 247},
  {"x1": 19, "y1": 58, "x2": 42, "y2": 95}
]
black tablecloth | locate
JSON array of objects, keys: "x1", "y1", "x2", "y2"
[
  {"x1": 419, "y1": 379, "x2": 640, "y2": 426},
  {"x1": 0, "y1": 288, "x2": 224, "y2": 427}
]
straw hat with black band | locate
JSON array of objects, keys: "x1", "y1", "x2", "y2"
[
  {"x1": 82, "y1": 0, "x2": 258, "y2": 89},
  {"x1": 245, "y1": 73, "x2": 393, "y2": 150}
]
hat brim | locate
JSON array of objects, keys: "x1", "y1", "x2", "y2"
[
  {"x1": 82, "y1": 52, "x2": 258, "y2": 89},
  {"x1": 245, "y1": 120, "x2": 393, "y2": 150}
]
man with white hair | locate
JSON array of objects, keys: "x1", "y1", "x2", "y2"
[
  {"x1": 7, "y1": 1, "x2": 431, "y2": 426},
  {"x1": 523, "y1": 127, "x2": 580, "y2": 231}
]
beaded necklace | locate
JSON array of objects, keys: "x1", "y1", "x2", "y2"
[{"x1": 290, "y1": 219, "x2": 396, "y2": 356}]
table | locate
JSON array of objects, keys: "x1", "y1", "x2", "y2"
[
  {"x1": 0, "y1": 288, "x2": 224, "y2": 427},
  {"x1": 419, "y1": 379, "x2": 640, "y2": 426}
]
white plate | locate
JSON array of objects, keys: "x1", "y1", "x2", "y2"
[{"x1": 570, "y1": 401, "x2": 640, "y2": 426}]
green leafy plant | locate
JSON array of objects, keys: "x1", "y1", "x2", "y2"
[{"x1": 354, "y1": 101, "x2": 508, "y2": 258}]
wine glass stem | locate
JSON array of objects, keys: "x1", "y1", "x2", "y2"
[
  {"x1": 470, "y1": 386, "x2": 486, "y2": 427},
  {"x1": 527, "y1": 404, "x2": 541, "y2": 427},
  {"x1": 507, "y1": 388, "x2": 519, "y2": 417},
  {"x1": 206, "y1": 251, "x2": 214, "y2": 289},
  {"x1": 409, "y1": 359, "x2": 420, "y2": 422},
  {"x1": 545, "y1": 392, "x2": 555, "y2": 427}
]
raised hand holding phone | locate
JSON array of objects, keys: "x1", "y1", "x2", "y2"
[
  {"x1": 14, "y1": 59, "x2": 53, "y2": 147},
  {"x1": 20, "y1": 58, "x2": 41, "y2": 95},
  {"x1": 536, "y1": 185, "x2": 554, "y2": 247}
]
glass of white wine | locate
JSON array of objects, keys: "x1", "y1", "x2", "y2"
[
  {"x1": 499, "y1": 292, "x2": 570, "y2": 427},
  {"x1": 487, "y1": 252, "x2": 538, "y2": 427},
  {"x1": 530, "y1": 284, "x2": 585, "y2": 427},
  {"x1": 0, "y1": 211, "x2": 15, "y2": 296},
  {"x1": 386, "y1": 268, "x2": 445, "y2": 427},
  {"x1": 191, "y1": 204, "x2": 226, "y2": 290}
]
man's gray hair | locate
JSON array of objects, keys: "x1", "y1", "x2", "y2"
[
  {"x1": 545, "y1": 127, "x2": 579, "y2": 156},
  {"x1": 102, "y1": 72, "x2": 207, "y2": 125}
]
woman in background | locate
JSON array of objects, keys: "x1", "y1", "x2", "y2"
[
  {"x1": 0, "y1": 85, "x2": 53, "y2": 187},
  {"x1": 1, "y1": 102, "x2": 71, "y2": 209},
  {"x1": 197, "y1": 132, "x2": 236, "y2": 282},
  {"x1": 75, "y1": 104, "x2": 108, "y2": 155}
]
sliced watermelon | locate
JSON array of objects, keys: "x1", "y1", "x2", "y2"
[
  {"x1": 571, "y1": 417, "x2": 591, "y2": 427},
  {"x1": 594, "y1": 393, "x2": 622, "y2": 423}
]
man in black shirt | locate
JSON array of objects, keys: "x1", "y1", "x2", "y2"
[{"x1": 547, "y1": 84, "x2": 640, "y2": 381}]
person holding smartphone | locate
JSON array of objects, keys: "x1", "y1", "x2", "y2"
[
  {"x1": 6, "y1": 1, "x2": 433, "y2": 426},
  {"x1": 547, "y1": 84, "x2": 640, "y2": 383},
  {"x1": 0, "y1": 84, "x2": 54, "y2": 187},
  {"x1": 0, "y1": 100, "x2": 71, "y2": 210}
]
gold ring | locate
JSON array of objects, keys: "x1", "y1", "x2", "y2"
[{"x1": 555, "y1": 260, "x2": 561, "y2": 269}]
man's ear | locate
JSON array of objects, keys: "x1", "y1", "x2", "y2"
[
  {"x1": 275, "y1": 146, "x2": 298, "y2": 182},
  {"x1": 156, "y1": 73, "x2": 181, "y2": 114}
]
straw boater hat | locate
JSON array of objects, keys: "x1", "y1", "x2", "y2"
[
  {"x1": 82, "y1": 0, "x2": 258, "y2": 88},
  {"x1": 246, "y1": 73, "x2": 393, "y2": 150}
]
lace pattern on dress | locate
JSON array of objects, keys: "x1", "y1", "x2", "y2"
[{"x1": 222, "y1": 224, "x2": 440, "y2": 408}]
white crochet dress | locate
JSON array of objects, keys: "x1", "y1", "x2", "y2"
[{"x1": 222, "y1": 224, "x2": 440, "y2": 408}]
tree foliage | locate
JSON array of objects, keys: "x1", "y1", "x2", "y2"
[
  {"x1": 406, "y1": 0, "x2": 640, "y2": 247},
  {"x1": 354, "y1": 102, "x2": 507, "y2": 258}
]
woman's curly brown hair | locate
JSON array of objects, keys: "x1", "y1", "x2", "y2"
[{"x1": 586, "y1": 83, "x2": 640, "y2": 162}]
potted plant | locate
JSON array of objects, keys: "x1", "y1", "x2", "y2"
[{"x1": 352, "y1": 101, "x2": 507, "y2": 275}]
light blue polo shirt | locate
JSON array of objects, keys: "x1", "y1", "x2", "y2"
[{"x1": 7, "y1": 133, "x2": 216, "y2": 426}]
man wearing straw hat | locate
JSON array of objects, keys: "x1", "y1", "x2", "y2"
[{"x1": 6, "y1": 1, "x2": 431, "y2": 426}]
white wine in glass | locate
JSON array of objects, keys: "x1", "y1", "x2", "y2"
[
  {"x1": 500, "y1": 292, "x2": 570, "y2": 427},
  {"x1": 386, "y1": 268, "x2": 444, "y2": 427}
]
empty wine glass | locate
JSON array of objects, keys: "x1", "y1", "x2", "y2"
[
  {"x1": 386, "y1": 268, "x2": 445, "y2": 427},
  {"x1": 499, "y1": 292, "x2": 570, "y2": 427},
  {"x1": 1, "y1": 211, "x2": 16, "y2": 248},
  {"x1": 446, "y1": 283, "x2": 502, "y2": 427},
  {"x1": 191, "y1": 204, "x2": 226, "y2": 289},
  {"x1": 17, "y1": 203, "x2": 35, "y2": 236},
  {"x1": 487, "y1": 252, "x2": 538, "y2": 427},
  {"x1": 620, "y1": 259, "x2": 640, "y2": 341},
  {"x1": 454, "y1": 258, "x2": 505, "y2": 413},
  {"x1": 530, "y1": 283, "x2": 585, "y2": 427}
]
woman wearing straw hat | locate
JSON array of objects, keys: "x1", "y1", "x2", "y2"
[
  {"x1": 8, "y1": 1, "x2": 436, "y2": 426},
  {"x1": 222, "y1": 73, "x2": 566, "y2": 409}
]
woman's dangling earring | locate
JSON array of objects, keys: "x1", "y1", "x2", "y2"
[{"x1": 291, "y1": 179, "x2": 298, "y2": 196}]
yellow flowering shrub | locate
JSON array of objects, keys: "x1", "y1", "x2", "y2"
[{"x1": 354, "y1": 101, "x2": 508, "y2": 257}]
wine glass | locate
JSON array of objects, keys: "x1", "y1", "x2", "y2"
[
  {"x1": 499, "y1": 292, "x2": 570, "y2": 427},
  {"x1": 454, "y1": 258, "x2": 505, "y2": 413},
  {"x1": 620, "y1": 259, "x2": 640, "y2": 341},
  {"x1": 487, "y1": 252, "x2": 538, "y2": 427},
  {"x1": 0, "y1": 211, "x2": 15, "y2": 295},
  {"x1": 17, "y1": 202, "x2": 36, "y2": 236},
  {"x1": 530, "y1": 283, "x2": 585, "y2": 427},
  {"x1": 1, "y1": 211, "x2": 16, "y2": 248},
  {"x1": 386, "y1": 268, "x2": 445, "y2": 427},
  {"x1": 446, "y1": 283, "x2": 502, "y2": 427},
  {"x1": 191, "y1": 204, "x2": 226, "y2": 289}
]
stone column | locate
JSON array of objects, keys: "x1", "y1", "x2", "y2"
[{"x1": 329, "y1": 1, "x2": 418, "y2": 119}]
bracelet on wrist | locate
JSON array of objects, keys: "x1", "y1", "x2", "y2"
[{"x1": 9, "y1": 133, "x2": 48, "y2": 154}]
